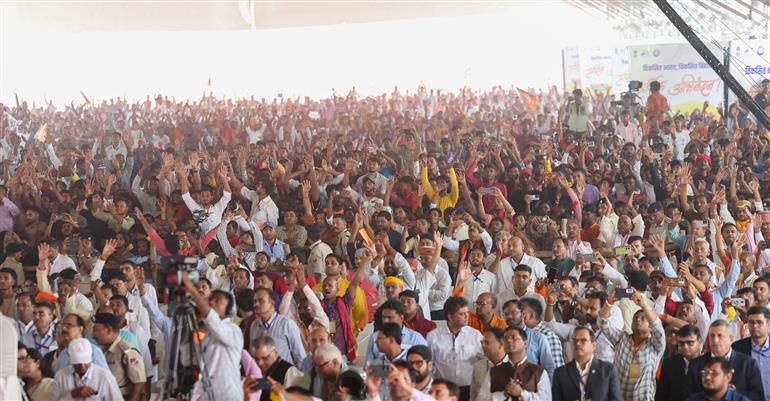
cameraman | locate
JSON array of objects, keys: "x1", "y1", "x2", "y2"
[
  {"x1": 614, "y1": 93, "x2": 641, "y2": 124},
  {"x1": 180, "y1": 271, "x2": 244, "y2": 401}
]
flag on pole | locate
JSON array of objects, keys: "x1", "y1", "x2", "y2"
[
  {"x1": 80, "y1": 90, "x2": 91, "y2": 105},
  {"x1": 517, "y1": 87, "x2": 537, "y2": 111}
]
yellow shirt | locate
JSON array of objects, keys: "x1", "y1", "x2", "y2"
[
  {"x1": 312, "y1": 277, "x2": 369, "y2": 331},
  {"x1": 421, "y1": 167, "x2": 459, "y2": 216}
]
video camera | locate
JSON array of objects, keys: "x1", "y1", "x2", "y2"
[
  {"x1": 158, "y1": 256, "x2": 202, "y2": 305},
  {"x1": 611, "y1": 80, "x2": 644, "y2": 107}
]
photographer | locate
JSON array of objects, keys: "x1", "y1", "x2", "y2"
[
  {"x1": 613, "y1": 93, "x2": 641, "y2": 124},
  {"x1": 180, "y1": 271, "x2": 244, "y2": 401}
]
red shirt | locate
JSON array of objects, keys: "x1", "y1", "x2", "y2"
[{"x1": 403, "y1": 314, "x2": 438, "y2": 338}]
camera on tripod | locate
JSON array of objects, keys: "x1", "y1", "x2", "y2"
[
  {"x1": 611, "y1": 80, "x2": 644, "y2": 106},
  {"x1": 159, "y1": 256, "x2": 201, "y2": 286},
  {"x1": 158, "y1": 256, "x2": 202, "y2": 307}
]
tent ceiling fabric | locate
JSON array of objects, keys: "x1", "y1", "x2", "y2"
[{"x1": 3, "y1": 1, "x2": 516, "y2": 32}]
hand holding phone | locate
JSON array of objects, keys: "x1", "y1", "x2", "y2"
[{"x1": 615, "y1": 288, "x2": 634, "y2": 299}]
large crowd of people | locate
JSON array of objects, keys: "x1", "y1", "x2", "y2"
[{"x1": 1, "y1": 81, "x2": 770, "y2": 401}]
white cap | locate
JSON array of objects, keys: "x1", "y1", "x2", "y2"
[{"x1": 69, "y1": 338, "x2": 92, "y2": 365}]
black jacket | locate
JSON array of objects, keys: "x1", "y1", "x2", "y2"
[
  {"x1": 656, "y1": 354, "x2": 689, "y2": 401},
  {"x1": 552, "y1": 358, "x2": 621, "y2": 401},
  {"x1": 731, "y1": 337, "x2": 753, "y2": 356},
  {"x1": 685, "y1": 352, "x2": 765, "y2": 401}
]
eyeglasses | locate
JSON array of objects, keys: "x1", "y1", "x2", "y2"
[
  {"x1": 17, "y1": 355, "x2": 29, "y2": 361},
  {"x1": 253, "y1": 350, "x2": 276, "y2": 362},
  {"x1": 315, "y1": 359, "x2": 333, "y2": 369},
  {"x1": 701, "y1": 369, "x2": 725, "y2": 377},
  {"x1": 475, "y1": 301, "x2": 493, "y2": 306},
  {"x1": 60, "y1": 323, "x2": 81, "y2": 330}
]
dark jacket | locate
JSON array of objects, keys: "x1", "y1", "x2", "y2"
[
  {"x1": 686, "y1": 352, "x2": 765, "y2": 401},
  {"x1": 731, "y1": 337, "x2": 753, "y2": 356},
  {"x1": 552, "y1": 358, "x2": 621, "y2": 401},
  {"x1": 656, "y1": 354, "x2": 689, "y2": 401}
]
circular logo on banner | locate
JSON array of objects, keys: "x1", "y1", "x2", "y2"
[
  {"x1": 758, "y1": 46, "x2": 765, "y2": 56},
  {"x1": 653, "y1": 49, "x2": 660, "y2": 57}
]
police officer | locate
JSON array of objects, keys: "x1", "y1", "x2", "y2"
[{"x1": 92, "y1": 312, "x2": 147, "y2": 401}]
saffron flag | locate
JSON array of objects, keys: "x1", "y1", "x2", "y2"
[{"x1": 517, "y1": 87, "x2": 537, "y2": 111}]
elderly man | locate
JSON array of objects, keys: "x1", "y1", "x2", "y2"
[{"x1": 52, "y1": 338, "x2": 123, "y2": 400}]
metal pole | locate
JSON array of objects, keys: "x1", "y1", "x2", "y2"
[{"x1": 724, "y1": 42, "x2": 731, "y2": 126}]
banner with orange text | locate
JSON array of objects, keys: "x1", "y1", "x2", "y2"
[{"x1": 628, "y1": 42, "x2": 724, "y2": 114}]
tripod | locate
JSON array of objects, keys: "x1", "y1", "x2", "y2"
[{"x1": 162, "y1": 296, "x2": 216, "y2": 401}]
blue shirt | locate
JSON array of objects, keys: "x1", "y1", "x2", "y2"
[
  {"x1": 750, "y1": 337, "x2": 770, "y2": 401},
  {"x1": 262, "y1": 239, "x2": 286, "y2": 262},
  {"x1": 366, "y1": 326, "x2": 427, "y2": 363},
  {"x1": 249, "y1": 312, "x2": 306, "y2": 366},
  {"x1": 524, "y1": 326, "x2": 555, "y2": 379},
  {"x1": 686, "y1": 389, "x2": 751, "y2": 401}
]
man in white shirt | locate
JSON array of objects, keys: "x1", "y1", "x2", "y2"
[
  {"x1": 672, "y1": 115, "x2": 690, "y2": 161},
  {"x1": 459, "y1": 248, "x2": 496, "y2": 311},
  {"x1": 51, "y1": 338, "x2": 123, "y2": 401},
  {"x1": 427, "y1": 296, "x2": 484, "y2": 400},
  {"x1": 245, "y1": 119, "x2": 266, "y2": 144},
  {"x1": 496, "y1": 265, "x2": 546, "y2": 315},
  {"x1": 180, "y1": 272, "x2": 244, "y2": 401},
  {"x1": 232, "y1": 174, "x2": 279, "y2": 226},
  {"x1": 40, "y1": 239, "x2": 77, "y2": 275},
  {"x1": 177, "y1": 165, "x2": 231, "y2": 234},
  {"x1": 496, "y1": 237, "x2": 546, "y2": 293}
]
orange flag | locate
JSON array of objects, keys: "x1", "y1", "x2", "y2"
[{"x1": 517, "y1": 87, "x2": 537, "y2": 111}]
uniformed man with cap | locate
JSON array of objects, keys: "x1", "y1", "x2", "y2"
[{"x1": 91, "y1": 312, "x2": 146, "y2": 401}]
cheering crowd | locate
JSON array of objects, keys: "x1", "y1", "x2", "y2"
[{"x1": 0, "y1": 81, "x2": 770, "y2": 401}]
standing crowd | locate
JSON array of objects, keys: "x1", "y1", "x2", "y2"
[{"x1": 1, "y1": 82, "x2": 770, "y2": 401}]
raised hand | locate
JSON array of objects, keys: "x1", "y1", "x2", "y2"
[
  {"x1": 217, "y1": 166, "x2": 228, "y2": 180},
  {"x1": 133, "y1": 207, "x2": 146, "y2": 222},
  {"x1": 731, "y1": 234, "x2": 745, "y2": 258},
  {"x1": 37, "y1": 243, "x2": 51, "y2": 262},
  {"x1": 458, "y1": 260, "x2": 472, "y2": 282},
  {"x1": 101, "y1": 238, "x2": 118, "y2": 260}
]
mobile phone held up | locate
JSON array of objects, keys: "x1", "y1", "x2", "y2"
[{"x1": 615, "y1": 288, "x2": 634, "y2": 299}]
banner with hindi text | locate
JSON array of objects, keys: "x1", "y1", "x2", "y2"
[{"x1": 628, "y1": 42, "x2": 724, "y2": 114}]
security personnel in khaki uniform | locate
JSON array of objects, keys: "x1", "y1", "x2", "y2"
[{"x1": 92, "y1": 312, "x2": 147, "y2": 401}]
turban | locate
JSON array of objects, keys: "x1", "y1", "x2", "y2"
[{"x1": 383, "y1": 276, "x2": 405, "y2": 288}]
